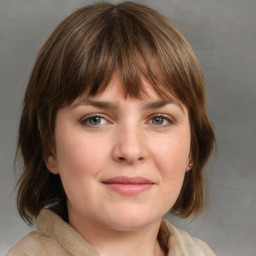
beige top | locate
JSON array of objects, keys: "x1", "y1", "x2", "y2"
[{"x1": 7, "y1": 209, "x2": 216, "y2": 256}]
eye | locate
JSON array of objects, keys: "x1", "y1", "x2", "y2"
[
  {"x1": 149, "y1": 114, "x2": 173, "y2": 126},
  {"x1": 81, "y1": 114, "x2": 108, "y2": 126}
]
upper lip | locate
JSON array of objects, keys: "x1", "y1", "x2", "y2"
[{"x1": 102, "y1": 176, "x2": 155, "y2": 184}]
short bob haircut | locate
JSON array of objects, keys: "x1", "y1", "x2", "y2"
[{"x1": 16, "y1": 1, "x2": 215, "y2": 224}]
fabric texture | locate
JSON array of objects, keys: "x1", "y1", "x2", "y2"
[{"x1": 7, "y1": 209, "x2": 216, "y2": 256}]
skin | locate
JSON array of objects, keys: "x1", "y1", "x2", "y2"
[{"x1": 46, "y1": 73, "x2": 192, "y2": 256}]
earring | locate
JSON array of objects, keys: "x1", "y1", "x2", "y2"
[{"x1": 188, "y1": 162, "x2": 193, "y2": 168}]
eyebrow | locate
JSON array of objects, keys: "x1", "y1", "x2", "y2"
[
  {"x1": 143, "y1": 99, "x2": 184, "y2": 112},
  {"x1": 72, "y1": 99, "x2": 117, "y2": 110},
  {"x1": 73, "y1": 98, "x2": 184, "y2": 112},
  {"x1": 143, "y1": 99, "x2": 173, "y2": 109}
]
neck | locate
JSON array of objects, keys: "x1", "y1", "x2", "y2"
[{"x1": 69, "y1": 216, "x2": 165, "y2": 256}]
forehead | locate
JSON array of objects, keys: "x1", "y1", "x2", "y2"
[
  {"x1": 71, "y1": 72, "x2": 186, "y2": 113},
  {"x1": 97, "y1": 72, "x2": 160, "y2": 100},
  {"x1": 74, "y1": 72, "x2": 163, "y2": 102}
]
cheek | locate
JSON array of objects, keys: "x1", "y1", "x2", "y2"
[
  {"x1": 55, "y1": 130, "x2": 107, "y2": 175},
  {"x1": 157, "y1": 143, "x2": 188, "y2": 207},
  {"x1": 54, "y1": 136, "x2": 103, "y2": 203},
  {"x1": 153, "y1": 136, "x2": 190, "y2": 173},
  {"x1": 150, "y1": 134, "x2": 190, "y2": 202}
]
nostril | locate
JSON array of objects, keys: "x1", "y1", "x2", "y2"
[{"x1": 117, "y1": 156, "x2": 144, "y2": 163}]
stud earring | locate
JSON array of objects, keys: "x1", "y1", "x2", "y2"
[{"x1": 187, "y1": 159, "x2": 193, "y2": 168}]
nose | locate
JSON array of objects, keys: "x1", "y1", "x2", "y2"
[{"x1": 112, "y1": 124, "x2": 147, "y2": 165}]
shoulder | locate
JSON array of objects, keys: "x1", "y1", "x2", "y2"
[
  {"x1": 7, "y1": 209, "x2": 100, "y2": 256},
  {"x1": 7, "y1": 231, "x2": 46, "y2": 256},
  {"x1": 161, "y1": 219, "x2": 216, "y2": 256}
]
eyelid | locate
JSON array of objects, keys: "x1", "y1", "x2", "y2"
[
  {"x1": 148, "y1": 113, "x2": 175, "y2": 125},
  {"x1": 80, "y1": 113, "x2": 111, "y2": 126}
]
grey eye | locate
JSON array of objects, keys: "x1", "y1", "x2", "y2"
[
  {"x1": 152, "y1": 116, "x2": 165, "y2": 125},
  {"x1": 82, "y1": 115, "x2": 108, "y2": 126},
  {"x1": 149, "y1": 115, "x2": 172, "y2": 126},
  {"x1": 88, "y1": 116, "x2": 102, "y2": 125}
]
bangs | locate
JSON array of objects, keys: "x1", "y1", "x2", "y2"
[
  {"x1": 35, "y1": 2, "x2": 203, "y2": 111},
  {"x1": 47, "y1": 4, "x2": 188, "y2": 108}
]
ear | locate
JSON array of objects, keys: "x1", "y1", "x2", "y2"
[
  {"x1": 45, "y1": 155, "x2": 59, "y2": 175},
  {"x1": 185, "y1": 158, "x2": 193, "y2": 172}
]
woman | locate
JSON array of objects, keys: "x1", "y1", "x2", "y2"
[{"x1": 8, "y1": 2, "x2": 216, "y2": 255}]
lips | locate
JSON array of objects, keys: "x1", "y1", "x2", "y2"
[{"x1": 102, "y1": 176, "x2": 155, "y2": 195}]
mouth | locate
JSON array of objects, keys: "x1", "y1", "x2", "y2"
[{"x1": 101, "y1": 176, "x2": 155, "y2": 195}]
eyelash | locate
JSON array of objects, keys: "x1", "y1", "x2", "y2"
[
  {"x1": 149, "y1": 114, "x2": 174, "y2": 126},
  {"x1": 81, "y1": 114, "x2": 109, "y2": 126},
  {"x1": 80, "y1": 113, "x2": 174, "y2": 127}
]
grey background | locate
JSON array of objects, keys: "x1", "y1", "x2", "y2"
[{"x1": 0, "y1": 0, "x2": 255, "y2": 255}]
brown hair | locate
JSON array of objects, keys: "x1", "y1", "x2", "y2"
[{"x1": 16, "y1": 1, "x2": 215, "y2": 224}]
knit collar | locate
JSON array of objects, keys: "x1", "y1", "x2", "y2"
[{"x1": 36, "y1": 209, "x2": 182, "y2": 256}]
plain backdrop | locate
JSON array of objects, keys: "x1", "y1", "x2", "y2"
[{"x1": 0, "y1": 0, "x2": 255, "y2": 255}]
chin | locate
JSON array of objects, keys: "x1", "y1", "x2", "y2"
[
  {"x1": 108, "y1": 220, "x2": 150, "y2": 231},
  {"x1": 105, "y1": 211, "x2": 161, "y2": 231}
]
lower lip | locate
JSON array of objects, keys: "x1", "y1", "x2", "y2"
[{"x1": 103, "y1": 183, "x2": 154, "y2": 195}]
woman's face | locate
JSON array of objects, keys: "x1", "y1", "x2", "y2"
[{"x1": 47, "y1": 73, "x2": 191, "y2": 232}]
